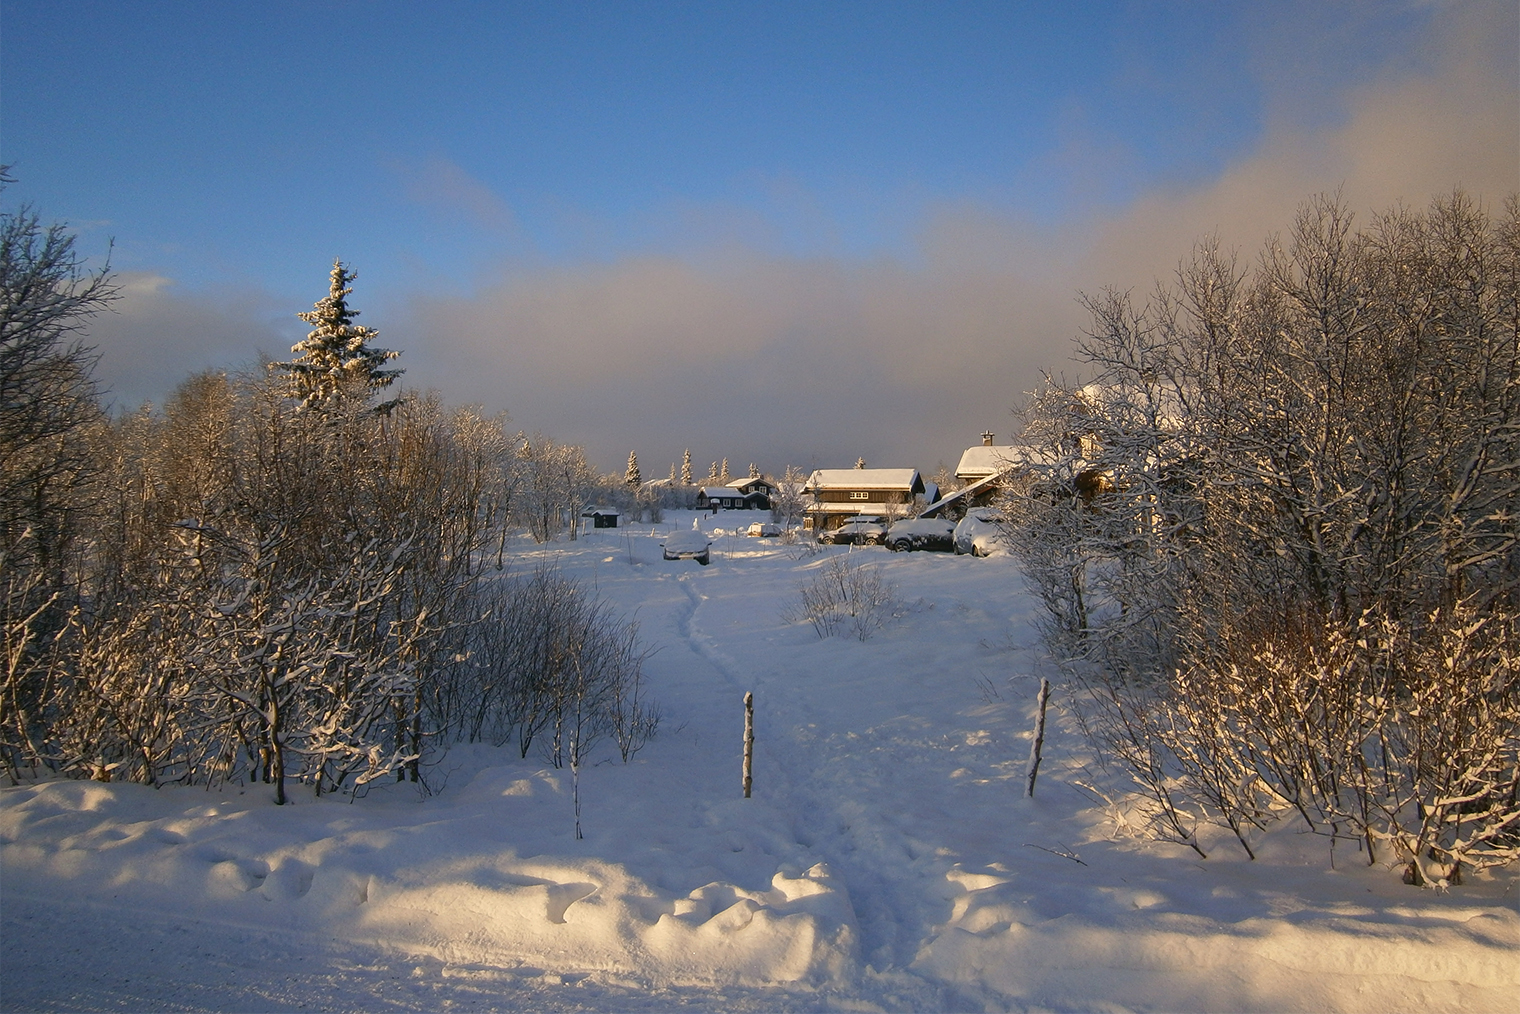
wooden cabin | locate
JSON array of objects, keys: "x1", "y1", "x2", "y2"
[{"x1": 803, "y1": 467, "x2": 925, "y2": 531}]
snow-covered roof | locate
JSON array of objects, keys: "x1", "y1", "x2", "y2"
[
  {"x1": 919, "y1": 471, "x2": 1002, "y2": 517},
  {"x1": 699, "y1": 486, "x2": 751, "y2": 498},
  {"x1": 954, "y1": 446, "x2": 1022, "y2": 480},
  {"x1": 806, "y1": 468, "x2": 922, "y2": 491},
  {"x1": 580, "y1": 505, "x2": 620, "y2": 516}
]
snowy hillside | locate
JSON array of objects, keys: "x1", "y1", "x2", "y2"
[{"x1": 3, "y1": 513, "x2": 1515, "y2": 1012}]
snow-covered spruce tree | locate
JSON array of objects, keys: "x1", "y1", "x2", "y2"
[
  {"x1": 708, "y1": 461, "x2": 719, "y2": 481},
  {"x1": 720, "y1": 458, "x2": 730, "y2": 482},
  {"x1": 681, "y1": 448, "x2": 693, "y2": 485},
  {"x1": 749, "y1": 462, "x2": 760, "y2": 479},
  {"x1": 625, "y1": 450, "x2": 640, "y2": 488},
  {"x1": 1005, "y1": 191, "x2": 1520, "y2": 883},
  {"x1": 272, "y1": 260, "x2": 401, "y2": 414}
]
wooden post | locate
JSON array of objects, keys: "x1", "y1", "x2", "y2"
[
  {"x1": 743, "y1": 692, "x2": 754, "y2": 798},
  {"x1": 1024, "y1": 678, "x2": 1050, "y2": 798}
]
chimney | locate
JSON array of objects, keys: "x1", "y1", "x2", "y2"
[{"x1": 981, "y1": 431, "x2": 995, "y2": 446}]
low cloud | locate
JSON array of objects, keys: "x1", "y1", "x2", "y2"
[
  {"x1": 82, "y1": 5, "x2": 1517, "y2": 476},
  {"x1": 1086, "y1": 2, "x2": 1518, "y2": 293},
  {"x1": 90, "y1": 273, "x2": 296, "y2": 412},
  {"x1": 394, "y1": 4, "x2": 1516, "y2": 475},
  {"x1": 396, "y1": 247, "x2": 1074, "y2": 475}
]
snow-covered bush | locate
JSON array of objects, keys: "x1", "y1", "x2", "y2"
[
  {"x1": 1008, "y1": 191, "x2": 1520, "y2": 883},
  {"x1": 2, "y1": 358, "x2": 521, "y2": 799},
  {"x1": 787, "y1": 555, "x2": 903, "y2": 641},
  {"x1": 440, "y1": 564, "x2": 655, "y2": 766},
  {"x1": 433, "y1": 563, "x2": 656, "y2": 837},
  {"x1": 0, "y1": 252, "x2": 662, "y2": 805},
  {"x1": 0, "y1": 182, "x2": 116, "y2": 785},
  {"x1": 771, "y1": 465, "x2": 809, "y2": 530}
]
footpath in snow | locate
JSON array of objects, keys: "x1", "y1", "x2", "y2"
[{"x1": 3, "y1": 513, "x2": 1516, "y2": 1012}]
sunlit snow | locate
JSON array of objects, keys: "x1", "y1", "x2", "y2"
[{"x1": 3, "y1": 514, "x2": 1515, "y2": 1012}]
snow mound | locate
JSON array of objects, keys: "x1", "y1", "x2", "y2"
[
  {"x1": 356, "y1": 859, "x2": 856, "y2": 986},
  {"x1": 1, "y1": 774, "x2": 859, "y2": 991},
  {"x1": 914, "y1": 866, "x2": 1520, "y2": 1012}
]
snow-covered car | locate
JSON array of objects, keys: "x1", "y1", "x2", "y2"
[
  {"x1": 821, "y1": 517, "x2": 886, "y2": 545},
  {"x1": 661, "y1": 528, "x2": 713, "y2": 564},
  {"x1": 746, "y1": 522, "x2": 781, "y2": 537},
  {"x1": 885, "y1": 517, "x2": 955, "y2": 552},
  {"x1": 953, "y1": 508, "x2": 1004, "y2": 556}
]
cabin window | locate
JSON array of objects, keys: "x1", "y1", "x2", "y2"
[{"x1": 850, "y1": 491, "x2": 870, "y2": 500}]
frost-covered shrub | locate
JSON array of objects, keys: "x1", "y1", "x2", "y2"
[
  {"x1": 2, "y1": 363, "x2": 522, "y2": 800},
  {"x1": 0, "y1": 252, "x2": 659, "y2": 806},
  {"x1": 1076, "y1": 606, "x2": 1519, "y2": 883},
  {"x1": 1009, "y1": 191, "x2": 1520, "y2": 883},
  {"x1": 442, "y1": 565, "x2": 656, "y2": 767},
  {"x1": 786, "y1": 555, "x2": 902, "y2": 641}
]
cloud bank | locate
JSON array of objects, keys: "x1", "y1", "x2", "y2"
[
  {"x1": 89, "y1": 4, "x2": 1518, "y2": 476},
  {"x1": 393, "y1": 4, "x2": 1516, "y2": 475},
  {"x1": 91, "y1": 274, "x2": 295, "y2": 412}
]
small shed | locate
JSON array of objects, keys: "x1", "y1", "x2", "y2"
[{"x1": 581, "y1": 506, "x2": 621, "y2": 529}]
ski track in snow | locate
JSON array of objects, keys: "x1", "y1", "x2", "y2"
[
  {"x1": 659, "y1": 540, "x2": 995, "y2": 1009},
  {"x1": 4, "y1": 515, "x2": 1517, "y2": 1013}
]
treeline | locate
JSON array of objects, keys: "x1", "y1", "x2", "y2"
[
  {"x1": 2, "y1": 211, "x2": 655, "y2": 801},
  {"x1": 1003, "y1": 191, "x2": 1519, "y2": 885}
]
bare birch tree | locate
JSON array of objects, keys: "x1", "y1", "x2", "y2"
[{"x1": 1006, "y1": 191, "x2": 1520, "y2": 884}]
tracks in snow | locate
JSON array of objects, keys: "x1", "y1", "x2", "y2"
[{"x1": 668, "y1": 568, "x2": 981, "y2": 991}]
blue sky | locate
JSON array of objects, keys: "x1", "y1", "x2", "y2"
[{"x1": 4, "y1": 1, "x2": 1516, "y2": 475}]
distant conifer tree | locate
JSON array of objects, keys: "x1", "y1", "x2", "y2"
[
  {"x1": 625, "y1": 450, "x2": 641, "y2": 488},
  {"x1": 682, "y1": 449, "x2": 693, "y2": 485},
  {"x1": 274, "y1": 260, "x2": 401, "y2": 413},
  {"x1": 856, "y1": 457, "x2": 866, "y2": 469},
  {"x1": 720, "y1": 459, "x2": 730, "y2": 482},
  {"x1": 708, "y1": 461, "x2": 719, "y2": 481},
  {"x1": 669, "y1": 462, "x2": 677, "y2": 483},
  {"x1": 749, "y1": 462, "x2": 760, "y2": 479}
]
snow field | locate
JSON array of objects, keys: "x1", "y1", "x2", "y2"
[{"x1": 3, "y1": 512, "x2": 1517, "y2": 1011}]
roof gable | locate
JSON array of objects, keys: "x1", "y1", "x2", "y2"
[
  {"x1": 954, "y1": 446, "x2": 1022, "y2": 479},
  {"x1": 806, "y1": 468, "x2": 924, "y2": 492},
  {"x1": 724, "y1": 477, "x2": 775, "y2": 493}
]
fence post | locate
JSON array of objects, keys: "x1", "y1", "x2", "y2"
[
  {"x1": 1024, "y1": 678, "x2": 1050, "y2": 798},
  {"x1": 743, "y1": 691, "x2": 754, "y2": 798}
]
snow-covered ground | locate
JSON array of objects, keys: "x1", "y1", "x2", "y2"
[{"x1": 3, "y1": 512, "x2": 1516, "y2": 1012}]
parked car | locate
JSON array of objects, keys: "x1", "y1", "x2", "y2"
[
  {"x1": 885, "y1": 517, "x2": 955, "y2": 552},
  {"x1": 821, "y1": 517, "x2": 886, "y2": 545},
  {"x1": 746, "y1": 522, "x2": 781, "y2": 537},
  {"x1": 953, "y1": 508, "x2": 1004, "y2": 556},
  {"x1": 661, "y1": 528, "x2": 713, "y2": 564}
]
